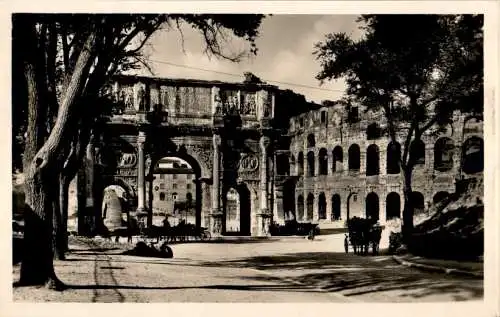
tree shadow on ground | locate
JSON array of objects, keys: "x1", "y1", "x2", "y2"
[{"x1": 194, "y1": 252, "x2": 483, "y2": 301}]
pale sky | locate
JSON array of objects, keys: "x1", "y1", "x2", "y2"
[{"x1": 134, "y1": 15, "x2": 365, "y2": 104}]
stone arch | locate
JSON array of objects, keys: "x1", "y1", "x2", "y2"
[
  {"x1": 177, "y1": 145, "x2": 211, "y2": 179},
  {"x1": 307, "y1": 151, "x2": 315, "y2": 177},
  {"x1": 347, "y1": 192, "x2": 361, "y2": 219},
  {"x1": 101, "y1": 184, "x2": 130, "y2": 233},
  {"x1": 434, "y1": 137, "x2": 454, "y2": 172},
  {"x1": 411, "y1": 191, "x2": 425, "y2": 215},
  {"x1": 297, "y1": 195, "x2": 304, "y2": 221},
  {"x1": 297, "y1": 152, "x2": 304, "y2": 176},
  {"x1": 410, "y1": 139, "x2": 426, "y2": 165},
  {"x1": 462, "y1": 137, "x2": 483, "y2": 174},
  {"x1": 318, "y1": 192, "x2": 327, "y2": 219},
  {"x1": 306, "y1": 193, "x2": 314, "y2": 220},
  {"x1": 387, "y1": 141, "x2": 401, "y2": 174},
  {"x1": 318, "y1": 148, "x2": 328, "y2": 175},
  {"x1": 332, "y1": 146, "x2": 343, "y2": 173},
  {"x1": 99, "y1": 178, "x2": 136, "y2": 199},
  {"x1": 348, "y1": 144, "x2": 360, "y2": 171},
  {"x1": 307, "y1": 133, "x2": 316, "y2": 148},
  {"x1": 365, "y1": 192, "x2": 379, "y2": 221},
  {"x1": 149, "y1": 151, "x2": 204, "y2": 229},
  {"x1": 386, "y1": 192, "x2": 401, "y2": 220},
  {"x1": 331, "y1": 194, "x2": 341, "y2": 221},
  {"x1": 366, "y1": 144, "x2": 380, "y2": 176},
  {"x1": 433, "y1": 191, "x2": 449, "y2": 204}
]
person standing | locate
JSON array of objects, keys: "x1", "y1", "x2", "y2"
[{"x1": 344, "y1": 234, "x2": 349, "y2": 254}]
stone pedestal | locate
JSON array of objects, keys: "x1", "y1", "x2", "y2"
[
  {"x1": 210, "y1": 210, "x2": 224, "y2": 238},
  {"x1": 257, "y1": 209, "x2": 272, "y2": 237}
]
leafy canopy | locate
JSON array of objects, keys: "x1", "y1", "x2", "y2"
[{"x1": 314, "y1": 14, "x2": 483, "y2": 130}]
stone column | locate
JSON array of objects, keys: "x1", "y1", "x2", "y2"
[
  {"x1": 136, "y1": 131, "x2": 147, "y2": 226},
  {"x1": 210, "y1": 134, "x2": 223, "y2": 237},
  {"x1": 258, "y1": 136, "x2": 272, "y2": 236},
  {"x1": 200, "y1": 178, "x2": 212, "y2": 228},
  {"x1": 328, "y1": 150, "x2": 334, "y2": 175}
]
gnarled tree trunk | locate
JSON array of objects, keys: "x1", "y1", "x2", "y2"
[{"x1": 19, "y1": 30, "x2": 96, "y2": 287}]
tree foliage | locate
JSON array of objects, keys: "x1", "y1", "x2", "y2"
[{"x1": 314, "y1": 14, "x2": 483, "y2": 234}]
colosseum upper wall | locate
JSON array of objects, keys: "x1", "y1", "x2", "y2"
[{"x1": 278, "y1": 102, "x2": 484, "y2": 226}]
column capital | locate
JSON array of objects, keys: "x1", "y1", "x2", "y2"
[
  {"x1": 259, "y1": 135, "x2": 271, "y2": 150},
  {"x1": 137, "y1": 131, "x2": 147, "y2": 144},
  {"x1": 213, "y1": 134, "x2": 221, "y2": 147}
]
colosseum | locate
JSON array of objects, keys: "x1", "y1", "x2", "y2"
[{"x1": 282, "y1": 101, "x2": 484, "y2": 229}]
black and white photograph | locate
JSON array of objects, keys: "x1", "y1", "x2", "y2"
[{"x1": 5, "y1": 1, "x2": 498, "y2": 313}]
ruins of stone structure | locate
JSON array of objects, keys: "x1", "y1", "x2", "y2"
[
  {"x1": 68, "y1": 75, "x2": 484, "y2": 237},
  {"x1": 286, "y1": 103, "x2": 483, "y2": 228}
]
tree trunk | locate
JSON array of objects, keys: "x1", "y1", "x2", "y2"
[
  {"x1": 20, "y1": 165, "x2": 64, "y2": 289},
  {"x1": 19, "y1": 31, "x2": 96, "y2": 288},
  {"x1": 53, "y1": 174, "x2": 70, "y2": 260},
  {"x1": 401, "y1": 166, "x2": 415, "y2": 240}
]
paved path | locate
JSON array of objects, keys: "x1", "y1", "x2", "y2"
[{"x1": 12, "y1": 234, "x2": 483, "y2": 302}]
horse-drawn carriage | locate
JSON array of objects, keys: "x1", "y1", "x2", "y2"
[{"x1": 345, "y1": 217, "x2": 382, "y2": 255}]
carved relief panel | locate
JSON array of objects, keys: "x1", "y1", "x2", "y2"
[{"x1": 240, "y1": 92, "x2": 257, "y2": 116}]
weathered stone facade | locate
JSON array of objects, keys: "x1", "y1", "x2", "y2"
[
  {"x1": 70, "y1": 75, "x2": 483, "y2": 237},
  {"x1": 282, "y1": 103, "x2": 483, "y2": 228},
  {"x1": 72, "y1": 75, "x2": 290, "y2": 237}
]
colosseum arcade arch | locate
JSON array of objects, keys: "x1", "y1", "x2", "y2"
[
  {"x1": 331, "y1": 194, "x2": 341, "y2": 221},
  {"x1": 347, "y1": 192, "x2": 362, "y2": 219},
  {"x1": 297, "y1": 195, "x2": 304, "y2": 221},
  {"x1": 434, "y1": 137, "x2": 454, "y2": 172},
  {"x1": 318, "y1": 192, "x2": 327, "y2": 219},
  {"x1": 366, "y1": 144, "x2": 380, "y2": 176},
  {"x1": 433, "y1": 191, "x2": 449, "y2": 205},
  {"x1": 386, "y1": 192, "x2": 401, "y2": 220},
  {"x1": 332, "y1": 146, "x2": 343, "y2": 173},
  {"x1": 386, "y1": 141, "x2": 401, "y2": 174},
  {"x1": 307, "y1": 134, "x2": 316, "y2": 148},
  {"x1": 348, "y1": 144, "x2": 361, "y2": 171},
  {"x1": 297, "y1": 152, "x2": 304, "y2": 176},
  {"x1": 307, "y1": 151, "x2": 315, "y2": 177},
  {"x1": 410, "y1": 191, "x2": 425, "y2": 215},
  {"x1": 462, "y1": 137, "x2": 484, "y2": 174},
  {"x1": 365, "y1": 192, "x2": 380, "y2": 221},
  {"x1": 306, "y1": 193, "x2": 314, "y2": 220},
  {"x1": 318, "y1": 148, "x2": 328, "y2": 175}
]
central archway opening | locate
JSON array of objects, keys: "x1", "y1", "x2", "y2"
[
  {"x1": 147, "y1": 156, "x2": 201, "y2": 229},
  {"x1": 223, "y1": 184, "x2": 251, "y2": 236}
]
